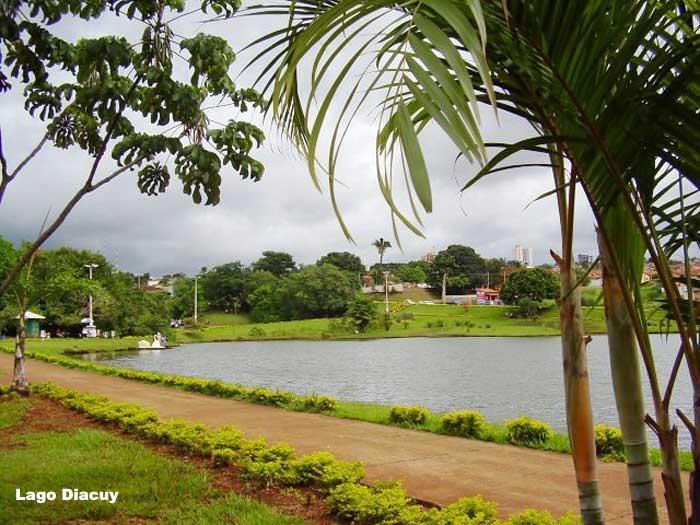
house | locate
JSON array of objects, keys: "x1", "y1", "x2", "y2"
[
  {"x1": 476, "y1": 288, "x2": 500, "y2": 304},
  {"x1": 14, "y1": 311, "x2": 46, "y2": 337},
  {"x1": 588, "y1": 269, "x2": 603, "y2": 287},
  {"x1": 677, "y1": 282, "x2": 700, "y2": 302}
]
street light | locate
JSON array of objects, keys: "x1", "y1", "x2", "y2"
[
  {"x1": 84, "y1": 263, "x2": 99, "y2": 337},
  {"x1": 194, "y1": 275, "x2": 199, "y2": 324},
  {"x1": 383, "y1": 271, "x2": 390, "y2": 314}
]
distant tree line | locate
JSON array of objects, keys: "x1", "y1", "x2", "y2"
[{"x1": 1, "y1": 238, "x2": 576, "y2": 334}]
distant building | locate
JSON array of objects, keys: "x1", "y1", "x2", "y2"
[
  {"x1": 476, "y1": 288, "x2": 500, "y2": 304},
  {"x1": 422, "y1": 251, "x2": 436, "y2": 263},
  {"x1": 577, "y1": 253, "x2": 595, "y2": 266},
  {"x1": 513, "y1": 245, "x2": 534, "y2": 268},
  {"x1": 14, "y1": 311, "x2": 46, "y2": 337}
]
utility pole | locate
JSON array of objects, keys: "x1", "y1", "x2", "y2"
[
  {"x1": 384, "y1": 271, "x2": 390, "y2": 314},
  {"x1": 194, "y1": 276, "x2": 198, "y2": 324},
  {"x1": 442, "y1": 272, "x2": 447, "y2": 304},
  {"x1": 84, "y1": 263, "x2": 99, "y2": 337}
]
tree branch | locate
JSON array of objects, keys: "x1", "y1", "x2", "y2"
[
  {"x1": 0, "y1": 76, "x2": 144, "y2": 297},
  {"x1": 0, "y1": 127, "x2": 8, "y2": 180},
  {"x1": 0, "y1": 132, "x2": 49, "y2": 206},
  {"x1": 90, "y1": 158, "x2": 144, "y2": 192},
  {"x1": 664, "y1": 344, "x2": 686, "y2": 409}
]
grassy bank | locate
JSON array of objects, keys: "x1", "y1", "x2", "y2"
[
  {"x1": 0, "y1": 303, "x2": 672, "y2": 358},
  {"x1": 0, "y1": 395, "x2": 310, "y2": 525}
]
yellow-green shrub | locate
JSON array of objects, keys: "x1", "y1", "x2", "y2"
[
  {"x1": 594, "y1": 424, "x2": 624, "y2": 459},
  {"x1": 291, "y1": 451, "x2": 365, "y2": 488},
  {"x1": 505, "y1": 417, "x2": 552, "y2": 445},
  {"x1": 389, "y1": 405, "x2": 430, "y2": 426},
  {"x1": 440, "y1": 411, "x2": 487, "y2": 438},
  {"x1": 328, "y1": 482, "x2": 411, "y2": 524}
]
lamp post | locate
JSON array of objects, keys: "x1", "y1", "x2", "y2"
[
  {"x1": 383, "y1": 271, "x2": 390, "y2": 314},
  {"x1": 194, "y1": 276, "x2": 198, "y2": 324},
  {"x1": 84, "y1": 263, "x2": 99, "y2": 337}
]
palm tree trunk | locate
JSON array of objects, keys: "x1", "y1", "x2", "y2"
[
  {"x1": 558, "y1": 259, "x2": 606, "y2": 524},
  {"x1": 598, "y1": 231, "x2": 659, "y2": 524},
  {"x1": 12, "y1": 308, "x2": 29, "y2": 395}
]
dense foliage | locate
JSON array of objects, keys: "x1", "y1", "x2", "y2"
[
  {"x1": 248, "y1": 264, "x2": 359, "y2": 322},
  {"x1": 252, "y1": 251, "x2": 296, "y2": 276},
  {"x1": 500, "y1": 269, "x2": 560, "y2": 305},
  {"x1": 317, "y1": 251, "x2": 365, "y2": 274},
  {"x1": 426, "y1": 245, "x2": 488, "y2": 293},
  {"x1": 343, "y1": 294, "x2": 377, "y2": 333},
  {"x1": 0, "y1": 238, "x2": 171, "y2": 335}
]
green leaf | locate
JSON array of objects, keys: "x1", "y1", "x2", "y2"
[{"x1": 397, "y1": 101, "x2": 432, "y2": 213}]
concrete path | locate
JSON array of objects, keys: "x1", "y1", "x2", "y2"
[{"x1": 0, "y1": 353, "x2": 684, "y2": 522}]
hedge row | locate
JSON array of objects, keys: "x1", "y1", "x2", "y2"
[
  {"x1": 32, "y1": 382, "x2": 580, "y2": 525},
  {"x1": 8, "y1": 349, "x2": 337, "y2": 413},
  {"x1": 389, "y1": 406, "x2": 627, "y2": 462}
]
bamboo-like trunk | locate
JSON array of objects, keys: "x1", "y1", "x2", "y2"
[
  {"x1": 598, "y1": 232, "x2": 659, "y2": 524},
  {"x1": 559, "y1": 259, "x2": 605, "y2": 524},
  {"x1": 12, "y1": 311, "x2": 29, "y2": 395}
]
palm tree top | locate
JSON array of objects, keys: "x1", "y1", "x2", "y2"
[{"x1": 372, "y1": 238, "x2": 392, "y2": 249}]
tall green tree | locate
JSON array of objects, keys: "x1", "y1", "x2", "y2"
[
  {"x1": 252, "y1": 251, "x2": 296, "y2": 276},
  {"x1": 201, "y1": 262, "x2": 247, "y2": 311},
  {"x1": 317, "y1": 251, "x2": 365, "y2": 274},
  {"x1": 0, "y1": 0, "x2": 265, "y2": 299},
  {"x1": 500, "y1": 268, "x2": 560, "y2": 305},
  {"x1": 427, "y1": 245, "x2": 488, "y2": 293}
]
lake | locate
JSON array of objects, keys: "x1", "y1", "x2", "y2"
[{"x1": 86, "y1": 334, "x2": 693, "y2": 448}]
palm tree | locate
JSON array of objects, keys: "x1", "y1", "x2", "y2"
[
  {"x1": 372, "y1": 238, "x2": 392, "y2": 273},
  {"x1": 598, "y1": 200, "x2": 659, "y2": 524},
  {"x1": 245, "y1": 1, "x2": 699, "y2": 521}
]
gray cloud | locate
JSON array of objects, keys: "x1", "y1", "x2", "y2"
[{"x1": 0, "y1": 6, "x2": 599, "y2": 275}]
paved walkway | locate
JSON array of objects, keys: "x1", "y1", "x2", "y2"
[{"x1": 0, "y1": 353, "x2": 684, "y2": 522}]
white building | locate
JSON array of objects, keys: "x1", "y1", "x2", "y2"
[{"x1": 513, "y1": 245, "x2": 534, "y2": 268}]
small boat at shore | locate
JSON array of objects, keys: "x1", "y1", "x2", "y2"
[{"x1": 137, "y1": 333, "x2": 170, "y2": 350}]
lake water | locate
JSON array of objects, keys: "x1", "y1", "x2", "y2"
[{"x1": 87, "y1": 335, "x2": 693, "y2": 448}]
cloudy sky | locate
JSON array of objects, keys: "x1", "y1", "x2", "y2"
[{"x1": 0, "y1": 4, "x2": 600, "y2": 276}]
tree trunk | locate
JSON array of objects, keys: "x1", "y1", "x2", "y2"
[
  {"x1": 598, "y1": 232, "x2": 659, "y2": 524},
  {"x1": 559, "y1": 258, "x2": 606, "y2": 524},
  {"x1": 11, "y1": 311, "x2": 29, "y2": 395}
]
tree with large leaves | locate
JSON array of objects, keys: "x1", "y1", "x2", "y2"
[
  {"x1": 244, "y1": 1, "x2": 700, "y2": 521},
  {"x1": 0, "y1": 0, "x2": 265, "y2": 298}
]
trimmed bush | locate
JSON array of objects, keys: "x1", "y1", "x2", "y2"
[
  {"x1": 303, "y1": 394, "x2": 338, "y2": 412},
  {"x1": 505, "y1": 417, "x2": 552, "y2": 445},
  {"x1": 506, "y1": 509, "x2": 558, "y2": 525},
  {"x1": 389, "y1": 405, "x2": 430, "y2": 426},
  {"x1": 291, "y1": 451, "x2": 365, "y2": 488},
  {"x1": 441, "y1": 410, "x2": 487, "y2": 438},
  {"x1": 441, "y1": 495, "x2": 499, "y2": 524},
  {"x1": 594, "y1": 424, "x2": 624, "y2": 459},
  {"x1": 328, "y1": 482, "x2": 411, "y2": 524}
]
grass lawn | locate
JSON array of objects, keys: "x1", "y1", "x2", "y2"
[
  {"x1": 199, "y1": 311, "x2": 252, "y2": 326},
  {"x1": 173, "y1": 302, "x2": 670, "y2": 343},
  {"x1": 0, "y1": 397, "x2": 309, "y2": 525}
]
